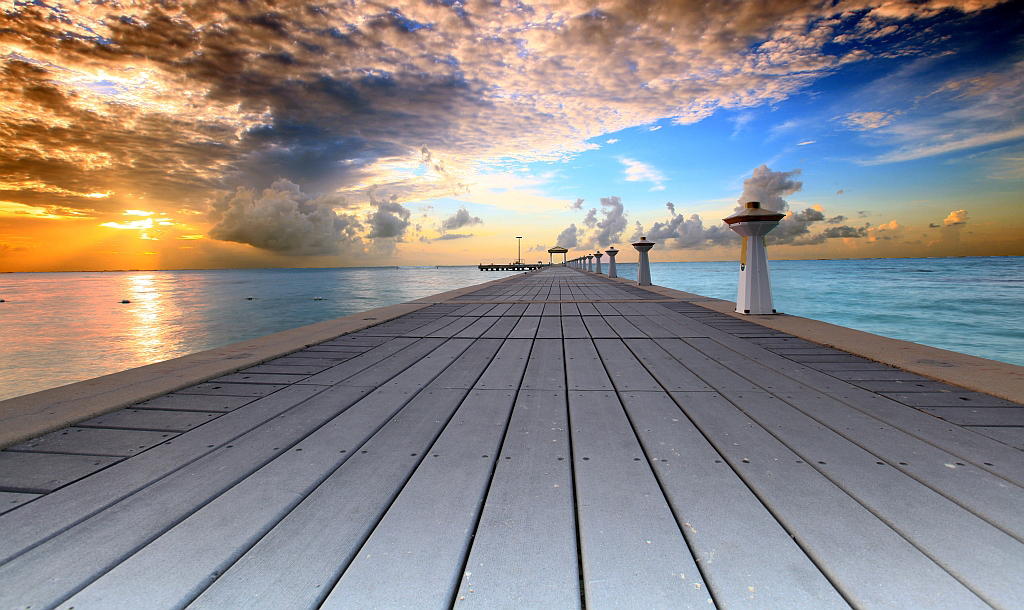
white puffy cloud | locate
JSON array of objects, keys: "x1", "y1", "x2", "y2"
[{"x1": 208, "y1": 179, "x2": 361, "y2": 255}]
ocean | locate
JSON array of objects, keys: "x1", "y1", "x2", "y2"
[{"x1": 1, "y1": 257, "x2": 1021, "y2": 401}]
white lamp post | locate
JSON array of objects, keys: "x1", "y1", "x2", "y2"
[
  {"x1": 605, "y1": 247, "x2": 619, "y2": 278},
  {"x1": 723, "y1": 202, "x2": 784, "y2": 314},
  {"x1": 632, "y1": 236, "x2": 655, "y2": 286},
  {"x1": 516, "y1": 236, "x2": 522, "y2": 264},
  {"x1": 594, "y1": 252, "x2": 603, "y2": 274}
]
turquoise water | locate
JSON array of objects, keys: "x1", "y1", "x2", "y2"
[{"x1": 1, "y1": 257, "x2": 1021, "y2": 401}]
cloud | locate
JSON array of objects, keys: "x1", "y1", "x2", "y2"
[
  {"x1": 859, "y1": 59, "x2": 1024, "y2": 164},
  {"x1": 585, "y1": 196, "x2": 629, "y2": 248},
  {"x1": 606, "y1": 139, "x2": 620, "y2": 144},
  {"x1": 797, "y1": 140, "x2": 816, "y2": 146},
  {"x1": 435, "y1": 233, "x2": 474, "y2": 240},
  {"x1": 944, "y1": 209, "x2": 968, "y2": 226},
  {"x1": 365, "y1": 191, "x2": 412, "y2": 241},
  {"x1": 836, "y1": 189, "x2": 844, "y2": 195},
  {"x1": 641, "y1": 212, "x2": 738, "y2": 249},
  {"x1": 583, "y1": 208, "x2": 598, "y2": 229},
  {"x1": 842, "y1": 111, "x2": 898, "y2": 130},
  {"x1": 438, "y1": 206, "x2": 483, "y2": 233},
  {"x1": 821, "y1": 225, "x2": 869, "y2": 238},
  {"x1": 0, "y1": 0, "x2": 1013, "y2": 264},
  {"x1": 666, "y1": 202, "x2": 676, "y2": 215},
  {"x1": 568, "y1": 198, "x2": 585, "y2": 211},
  {"x1": 555, "y1": 223, "x2": 580, "y2": 249},
  {"x1": 737, "y1": 164, "x2": 803, "y2": 213},
  {"x1": 621, "y1": 158, "x2": 665, "y2": 186},
  {"x1": 208, "y1": 179, "x2": 362, "y2": 255}
]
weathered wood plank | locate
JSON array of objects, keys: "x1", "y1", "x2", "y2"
[
  {"x1": 569, "y1": 391, "x2": 711, "y2": 608},
  {"x1": 521, "y1": 338, "x2": 565, "y2": 391},
  {"x1": 581, "y1": 315, "x2": 618, "y2": 339},
  {"x1": 177, "y1": 382, "x2": 287, "y2": 397},
  {"x1": 0, "y1": 452, "x2": 122, "y2": 493},
  {"x1": 0, "y1": 492, "x2": 39, "y2": 516},
  {"x1": 592, "y1": 339, "x2": 663, "y2": 392},
  {"x1": 670, "y1": 391, "x2": 989, "y2": 610},
  {"x1": 0, "y1": 385, "x2": 374, "y2": 610},
  {"x1": 321, "y1": 389, "x2": 516, "y2": 609},
  {"x1": 734, "y1": 392, "x2": 1024, "y2": 608},
  {"x1": 452, "y1": 393, "x2": 578, "y2": 609},
  {"x1": 617, "y1": 391, "x2": 849, "y2": 609},
  {"x1": 0, "y1": 384, "x2": 326, "y2": 565},
  {"x1": 55, "y1": 351, "x2": 501, "y2": 610},
  {"x1": 508, "y1": 316, "x2": 539, "y2": 339},
  {"x1": 77, "y1": 409, "x2": 221, "y2": 432},
  {"x1": 560, "y1": 316, "x2": 589, "y2": 339},
  {"x1": 299, "y1": 337, "x2": 422, "y2": 385},
  {"x1": 131, "y1": 393, "x2": 256, "y2": 413},
  {"x1": 536, "y1": 315, "x2": 563, "y2": 339},
  {"x1": 475, "y1": 339, "x2": 533, "y2": 390},
  {"x1": 185, "y1": 388, "x2": 470, "y2": 610},
  {"x1": 5, "y1": 427, "x2": 175, "y2": 457},
  {"x1": 564, "y1": 339, "x2": 613, "y2": 391}
]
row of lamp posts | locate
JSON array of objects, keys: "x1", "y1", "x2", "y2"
[{"x1": 561, "y1": 202, "x2": 782, "y2": 315}]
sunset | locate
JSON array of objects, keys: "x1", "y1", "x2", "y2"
[
  {"x1": 1, "y1": 4, "x2": 1024, "y2": 607},
  {"x1": 1, "y1": 0, "x2": 1022, "y2": 271}
]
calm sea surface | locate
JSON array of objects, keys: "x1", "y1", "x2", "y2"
[{"x1": 1, "y1": 257, "x2": 1021, "y2": 401}]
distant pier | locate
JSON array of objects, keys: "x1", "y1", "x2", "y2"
[
  {"x1": 1, "y1": 266, "x2": 1022, "y2": 609},
  {"x1": 478, "y1": 262, "x2": 549, "y2": 271}
]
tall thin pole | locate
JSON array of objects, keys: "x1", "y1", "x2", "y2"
[{"x1": 516, "y1": 236, "x2": 522, "y2": 264}]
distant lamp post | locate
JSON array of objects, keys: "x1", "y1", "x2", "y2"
[
  {"x1": 723, "y1": 202, "x2": 784, "y2": 314},
  {"x1": 516, "y1": 236, "x2": 523, "y2": 264},
  {"x1": 595, "y1": 252, "x2": 604, "y2": 274}
]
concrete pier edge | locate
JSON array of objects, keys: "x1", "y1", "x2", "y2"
[{"x1": 2, "y1": 266, "x2": 1020, "y2": 449}]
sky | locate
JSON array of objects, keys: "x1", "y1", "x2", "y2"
[{"x1": 0, "y1": 0, "x2": 1022, "y2": 271}]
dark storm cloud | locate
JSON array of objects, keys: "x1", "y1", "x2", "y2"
[{"x1": 821, "y1": 225, "x2": 869, "y2": 238}]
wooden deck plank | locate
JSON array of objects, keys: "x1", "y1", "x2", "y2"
[
  {"x1": 670, "y1": 391, "x2": 989, "y2": 610},
  {"x1": 569, "y1": 390, "x2": 711, "y2": 608},
  {"x1": 0, "y1": 384, "x2": 375, "y2": 610},
  {"x1": 564, "y1": 339, "x2": 613, "y2": 391},
  {"x1": 474, "y1": 339, "x2": 533, "y2": 390},
  {"x1": 536, "y1": 315, "x2": 563, "y2": 339},
  {"x1": 0, "y1": 492, "x2": 39, "y2": 516},
  {"x1": 177, "y1": 382, "x2": 288, "y2": 397},
  {"x1": 451, "y1": 383, "x2": 580, "y2": 609},
  {"x1": 617, "y1": 391, "x2": 849, "y2": 609},
  {"x1": 561, "y1": 315, "x2": 590, "y2": 339},
  {"x1": 603, "y1": 316, "x2": 647, "y2": 339},
  {"x1": 734, "y1": 392, "x2": 1024, "y2": 608},
  {"x1": 0, "y1": 385, "x2": 326, "y2": 565},
  {"x1": 297, "y1": 337, "x2": 421, "y2": 385},
  {"x1": 321, "y1": 389, "x2": 516, "y2": 609},
  {"x1": 430, "y1": 339, "x2": 504, "y2": 389},
  {"x1": 76, "y1": 408, "x2": 221, "y2": 432},
  {"x1": 184, "y1": 387, "x2": 470, "y2": 610},
  {"x1": 55, "y1": 347, "x2": 504, "y2": 610},
  {"x1": 131, "y1": 394, "x2": 257, "y2": 413},
  {"x1": 508, "y1": 315, "x2": 540, "y2": 339},
  {"x1": 0, "y1": 451, "x2": 121, "y2": 493},
  {"x1": 581, "y1": 315, "x2": 619, "y2": 339},
  {"x1": 521, "y1": 338, "x2": 566, "y2": 391},
  {"x1": 688, "y1": 327, "x2": 1024, "y2": 487},
  {"x1": 592, "y1": 339, "x2": 664, "y2": 392},
  {"x1": 5, "y1": 427, "x2": 175, "y2": 457}
]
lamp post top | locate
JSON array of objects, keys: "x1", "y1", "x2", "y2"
[
  {"x1": 723, "y1": 201, "x2": 785, "y2": 225},
  {"x1": 632, "y1": 236, "x2": 655, "y2": 252}
]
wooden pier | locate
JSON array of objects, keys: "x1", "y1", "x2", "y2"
[
  {"x1": 478, "y1": 263, "x2": 548, "y2": 271},
  {"x1": 1, "y1": 266, "x2": 1022, "y2": 609}
]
